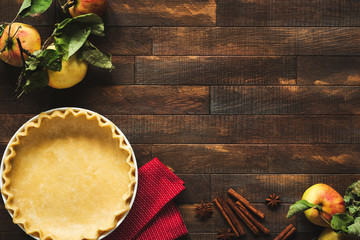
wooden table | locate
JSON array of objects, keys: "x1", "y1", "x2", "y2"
[{"x1": 1, "y1": 0, "x2": 360, "y2": 239}]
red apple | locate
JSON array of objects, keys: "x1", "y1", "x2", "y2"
[
  {"x1": 0, "y1": 23, "x2": 41, "y2": 67},
  {"x1": 68, "y1": 0, "x2": 107, "y2": 17},
  {"x1": 302, "y1": 183, "x2": 345, "y2": 227}
]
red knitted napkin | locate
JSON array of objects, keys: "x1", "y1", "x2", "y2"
[{"x1": 106, "y1": 158, "x2": 187, "y2": 240}]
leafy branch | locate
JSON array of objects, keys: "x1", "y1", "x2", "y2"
[{"x1": 18, "y1": 13, "x2": 114, "y2": 94}]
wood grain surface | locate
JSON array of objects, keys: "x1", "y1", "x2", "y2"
[{"x1": 1, "y1": 0, "x2": 360, "y2": 239}]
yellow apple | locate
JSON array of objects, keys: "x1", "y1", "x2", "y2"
[
  {"x1": 47, "y1": 46, "x2": 88, "y2": 89},
  {"x1": 0, "y1": 23, "x2": 41, "y2": 67},
  {"x1": 318, "y1": 228, "x2": 349, "y2": 240},
  {"x1": 302, "y1": 183, "x2": 345, "y2": 227}
]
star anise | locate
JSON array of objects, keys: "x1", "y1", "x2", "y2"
[
  {"x1": 266, "y1": 193, "x2": 281, "y2": 207},
  {"x1": 217, "y1": 228, "x2": 236, "y2": 240},
  {"x1": 195, "y1": 200, "x2": 213, "y2": 219}
]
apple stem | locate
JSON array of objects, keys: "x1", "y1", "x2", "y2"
[
  {"x1": 15, "y1": 71, "x2": 24, "y2": 96},
  {"x1": 16, "y1": 37, "x2": 27, "y2": 67},
  {"x1": 315, "y1": 207, "x2": 333, "y2": 226},
  {"x1": 41, "y1": 32, "x2": 55, "y2": 50},
  {"x1": 61, "y1": 0, "x2": 76, "y2": 11}
]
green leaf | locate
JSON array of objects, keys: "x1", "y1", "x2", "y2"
[
  {"x1": 23, "y1": 69, "x2": 48, "y2": 93},
  {"x1": 287, "y1": 200, "x2": 318, "y2": 218},
  {"x1": 38, "y1": 49, "x2": 63, "y2": 71},
  {"x1": 0, "y1": 24, "x2": 6, "y2": 38},
  {"x1": 54, "y1": 14, "x2": 105, "y2": 60},
  {"x1": 25, "y1": 49, "x2": 63, "y2": 72},
  {"x1": 347, "y1": 181, "x2": 360, "y2": 198},
  {"x1": 18, "y1": 0, "x2": 52, "y2": 18},
  {"x1": 78, "y1": 41, "x2": 114, "y2": 70},
  {"x1": 331, "y1": 213, "x2": 354, "y2": 233},
  {"x1": 73, "y1": 14, "x2": 105, "y2": 36},
  {"x1": 348, "y1": 221, "x2": 360, "y2": 236}
]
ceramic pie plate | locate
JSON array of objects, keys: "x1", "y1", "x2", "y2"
[{"x1": 0, "y1": 107, "x2": 138, "y2": 240}]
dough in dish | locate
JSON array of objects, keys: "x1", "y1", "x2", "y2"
[{"x1": 1, "y1": 108, "x2": 136, "y2": 240}]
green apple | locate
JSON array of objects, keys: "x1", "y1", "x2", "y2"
[
  {"x1": 0, "y1": 23, "x2": 41, "y2": 67},
  {"x1": 302, "y1": 183, "x2": 345, "y2": 227},
  {"x1": 47, "y1": 45, "x2": 88, "y2": 89}
]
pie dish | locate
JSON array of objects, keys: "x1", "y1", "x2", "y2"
[{"x1": 1, "y1": 108, "x2": 137, "y2": 240}]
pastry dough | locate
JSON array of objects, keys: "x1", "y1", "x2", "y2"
[{"x1": 1, "y1": 108, "x2": 136, "y2": 240}]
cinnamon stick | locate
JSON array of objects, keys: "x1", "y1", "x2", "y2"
[
  {"x1": 214, "y1": 198, "x2": 240, "y2": 237},
  {"x1": 228, "y1": 188, "x2": 265, "y2": 219},
  {"x1": 226, "y1": 198, "x2": 260, "y2": 235},
  {"x1": 282, "y1": 226, "x2": 296, "y2": 240},
  {"x1": 236, "y1": 201, "x2": 271, "y2": 235},
  {"x1": 273, "y1": 224, "x2": 294, "y2": 240},
  {"x1": 217, "y1": 197, "x2": 246, "y2": 236}
]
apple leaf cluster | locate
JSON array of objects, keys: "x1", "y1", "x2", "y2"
[
  {"x1": 15, "y1": 0, "x2": 114, "y2": 93},
  {"x1": 54, "y1": 13, "x2": 104, "y2": 60},
  {"x1": 22, "y1": 49, "x2": 63, "y2": 93},
  {"x1": 22, "y1": 13, "x2": 113, "y2": 93},
  {"x1": 287, "y1": 181, "x2": 360, "y2": 237}
]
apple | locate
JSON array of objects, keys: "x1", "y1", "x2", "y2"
[
  {"x1": 47, "y1": 46, "x2": 88, "y2": 89},
  {"x1": 302, "y1": 183, "x2": 345, "y2": 227},
  {"x1": 0, "y1": 23, "x2": 41, "y2": 67},
  {"x1": 68, "y1": 0, "x2": 107, "y2": 17},
  {"x1": 318, "y1": 228, "x2": 349, "y2": 240}
]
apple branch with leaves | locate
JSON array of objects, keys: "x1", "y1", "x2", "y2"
[
  {"x1": 287, "y1": 181, "x2": 360, "y2": 237},
  {"x1": 0, "y1": 0, "x2": 114, "y2": 97},
  {"x1": 19, "y1": 13, "x2": 114, "y2": 96}
]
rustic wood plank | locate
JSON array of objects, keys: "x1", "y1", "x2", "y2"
[
  {"x1": 132, "y1": 144, "x2": 152, "y2": 168},
  {"x1": 105, "y1": 115, "x2": 360, "y2": 144},
  {"x1": 54, "y1": 86, "x2": 209, "y2": 115},
  {"x1": 0, "y1": 86, "x2": 54, "y2": 114},
  {"x1": 0, "y1": 204, "x2": 20, "y2": 232},
  {"x1": 2, "y1": 115, "x2": 360, "y2": 144},
  {"x1": 298, "y1": 56, "x2": 360, "y2": 86},
  {"x1": 0, "y1": 62, "x2": 21, "y2": 86},
  {"x1": 211, "y1": 86, "x2": 360, "y2": 114},
  {"x1": 177, "y1": 233, "x2": 217, "y2": 240},
  {"x1": 217, "y1": 0, "x2": 360, "y2": 27},
  {"x1": 177, "y1": 175, "x2": 211, "y2": 204},
  {"x1": 84, "y1": 57, "x2": 135, "y2": 85},
  {"x1": 269, "y1": 144, "x2": 360, "y2": 174},
  {"x1": 296, "y1": 28, "x2": 360, "y2": 55},
  {"x1": 0, "y1": 232, "x2": 33, "y2": 240},
  {"x1": 211, "y1": 174, "x2": 360, "y2": 203},
  {"x1": 0, "y1": 0, "x2": 56, "y2": 26},
  {"x1": 153, "y1": 27, "x2": 296, "y2": 56},
  {"x1": 152, "y1": 144, "x2": 360, "y2": 174},
  {"x1": 135, "y1": 56, "x2": 296, "y2": 85},
  {"x1": 179, "y1": 204, "x2": 215, "y2": 233},
  {"x1": 91, "y1": 27, "x2": 152, "y2": 55},
  {"x1": 177, "y1": 233, "x2": 320, "y2": 240},
  {"x1": 152, "y1": 144, "x2": 268, "y2": 174},
  {"x1": 103, "y1": 0, "x2": 216, "y2": 26},
  {"x1": 153, "y1": 27, "x2": 360, "y2": 56}
]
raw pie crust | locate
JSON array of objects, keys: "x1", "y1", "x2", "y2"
[{"x1": 1, "y1": 108, "x2": 136, "y2": 240}]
